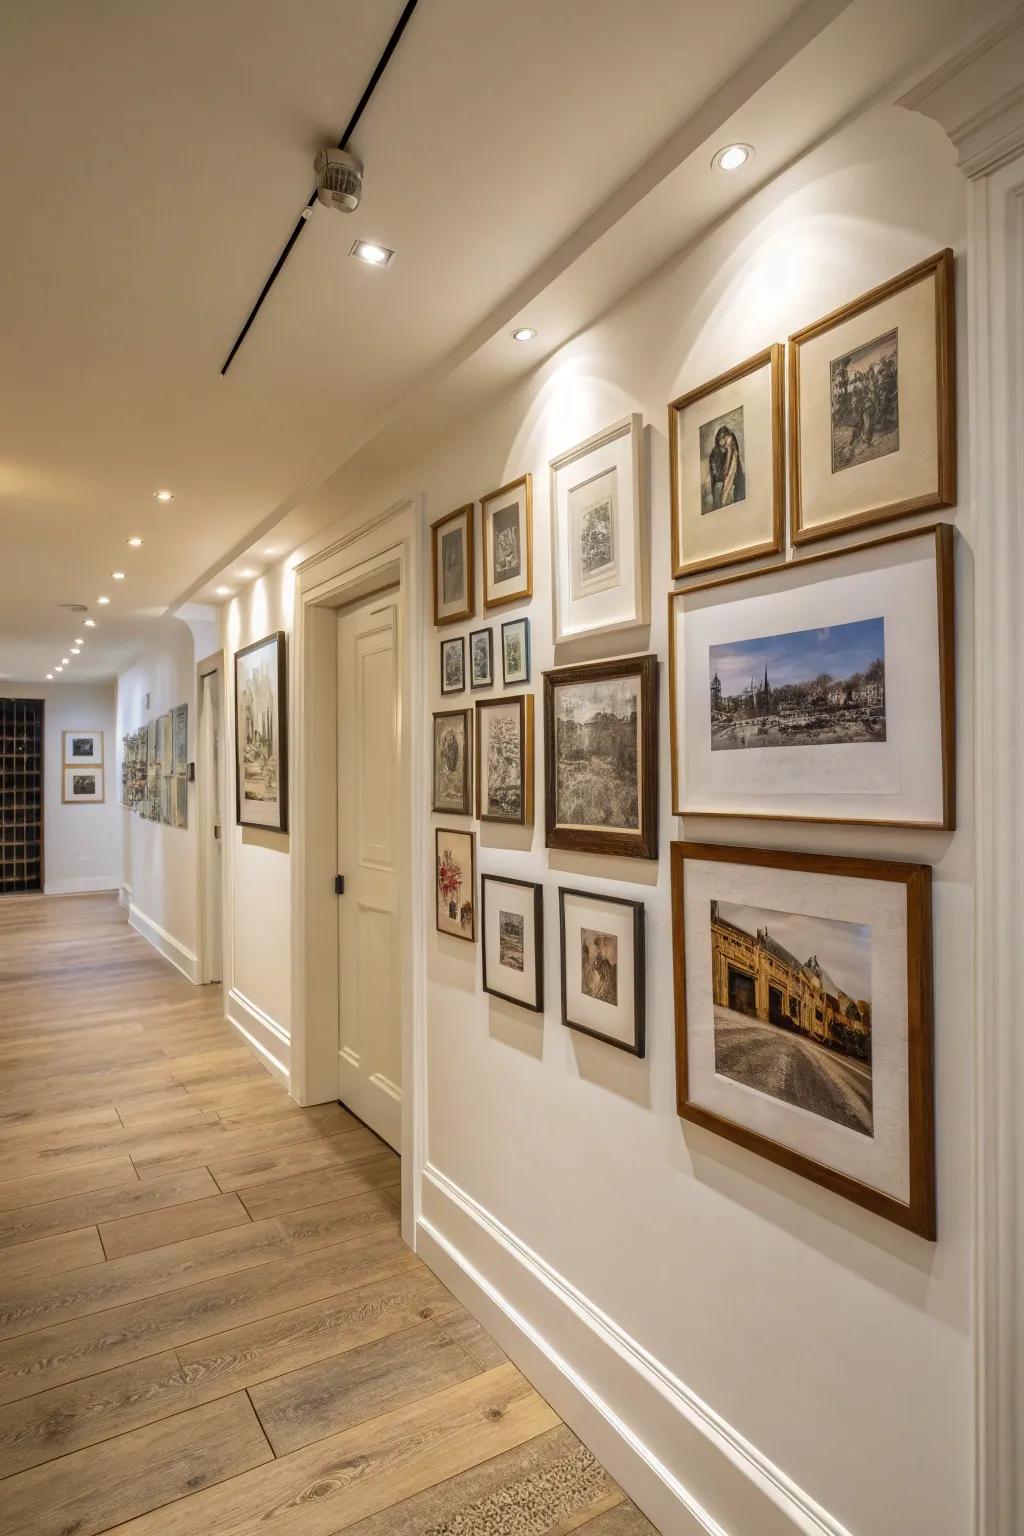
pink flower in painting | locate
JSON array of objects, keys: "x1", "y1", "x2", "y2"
[{"x1": 437, "y1": 849, "x2": 462, "y2": 903}]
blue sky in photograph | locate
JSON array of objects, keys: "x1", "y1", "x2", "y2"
[{"x1": 710, "y1": 616, "x2": 884, "y2": 696}]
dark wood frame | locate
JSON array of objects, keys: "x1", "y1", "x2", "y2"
[
  {"x1": 668, "y1": 522, "x2": 956, "y2": 829},
  {"x1": 558, "y1": 886, "x2": 646, "y2": 1056},
  {"x1": 501, "y1": 617, "x2": 531, "y2": 685},
  {"x1": 789, "y1": 248, "x2": 956, "y2": 546},
  {"x1": 543, "y1": 654, "x2": 658, "y2": 859},
  {"x1": 431, "y1": 708, "x2": 473, "y2": 816},
  {"x1": 481, "y1": 874, "x2": 544, "y2": 1013},
  {"x1": 481, "y1": 473, "x2": 533, "y2": 609},
  {"x1": 439, "y1": 635, "x2": 465, "y2": 696},
  {"x1": 671, "y1": 840, "x2": 935, "y2": 1238},
  {"x1": 234, "y1": 630, "x2": 288, "y2": 833},
  {"x1": 431, "y1": 503, "x2": 475, "y2": 626},
  {"x1": 475, "y1": 693, "x2": 534, "y2": 825},
  {"x1": 469, "y1": 626, "x2": 494, "y2": 690},
  {"x1": 435, "y1": 826, "x2": 476, "y2": 944},
  {"x1": 669, "y1": 344, "x2": 784, "y2": 578}
]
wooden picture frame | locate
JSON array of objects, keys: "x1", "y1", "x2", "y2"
[
  {"x1": 435, "y1": 827, "x2": 476, "y2": 943},
  {"x1": 439, "y1": 635, "x2": 465, "y2": 696},
  {"x1": 432, "y1": 503, "x2": 475, "y2": 626},
  {"x1": 432, "y1": 708, "x2": 472, "y2": 816},
  {"x1": 789, "y1": 249, "x2": 956, "y2": 545},
  {"x1": 62, "y1": 766, "x2": 104, "y2": 804},
  {"x1": 669, "y1": 345, "x2": 784, "y2": 578},
  {"x1": 559, "y1": 887, "x2": 646, "y2": 1056},
  {"x1": 482, "y1": 874, "x2": 544, "y2": 1012},
  {"x1": 469, "y1": 627, "x2": 494, "y2": 690},
  {"x1": 543, "y1": 654, "x2": 658, "y2": 859},
  {"x1": 62, "y1": 729, "x2": 103, "y2": 767},
  {"x1": 234, "y1": 630, "x2": 288, "y2": 833},
  {"x1": 481, "y1": 474, "x2": 533, "y2": 609},
  {"x1": 475, "y1": 693, "x2": 534, "y2": 825},
  {"x1": 671, "y1": 840, "x2": 935, "y2": 1238}
]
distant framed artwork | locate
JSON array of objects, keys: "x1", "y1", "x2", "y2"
[
  {"x1": 469, "y1": 627, "x2": 494, "y2": 690},
  {"x1": 482, "y1": 874, "x2": 544, "y2": 1012},
  {"x1": 559, "y1": 887, "x2": 645, "y2": 1055},
  {"x1": 436, "y1": 827, "x2": 476, "y2": 943},
  {"x1": 159, "y1": 712, "x2": 173, "y2": 775},
  {"x1": 63, "y1": 729, "x2": 103, "y2": 767},
  {"x1": 550, "y1": 414, "x2": 648, "y2": 641},
  {"x1": 172, "y1": 704, "x2": 188, "y2": 776},
  {"x1": 475, "y1": 694, "x2": 534, "y2": 825},
  {"x1": 671, "y1": 840, "x2": 935, "y2": 1237},
  {"x1": 432, "y1": 708, "x2": 472, "y2": 816},
  {"x1": 669, "y1": 523, "x2": 955, "y2": 828},
  {"x1": 173, "y1": 775, "x2": 188, "y2": 829},
  {"x1": 432, "y1": 503, "x2": 475, "y2": 626},
  {"x1": 789, "y1": 249, "x2": 956, "y2": 545},
  {"x1": 63, "y1": 767, "x2": 104, "y2": 804},
  {"x1": 669, "y1": 345, "x2": 784, "y2": 578},
  {"x1": 234, "y1": 630, "x2": 288, "y2": 832},
  {"x1": 482, "y1": 474, "x2": 532, "y2": 608},
  {"x1": 440, "y1": 636, "x2": 465, "y2": 696},
  {"x1": 544, "y1": 654, "x2": 658, "y2": 858},
  {"x1": 501, "y1": 617, "x2": 530, "y2": 685}
]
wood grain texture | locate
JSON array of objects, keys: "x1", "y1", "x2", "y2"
[
  {"x1": 237, "y1": 1151, "x2": 401, "y2": 1221},
  {"x1": 0, "y1": 1167, "x2": 218, "y2": 1250},
  {"x1": 100, "y1": 1190, "x2": 251, "y2": 1259},
  {"x1": 0, "y1": 1223, "x2": 103, "y2": 1282},
  {"x1": 0, "y1": 1155, "x2": 137, "y2": 1215},
  {"x1": 208, "y1": 1127, "x2": 386, "y2": 1192}
]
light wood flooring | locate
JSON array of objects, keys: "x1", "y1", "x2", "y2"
[{"x1": 0, "y1": 892, "x2": 656, "y2": 1536}]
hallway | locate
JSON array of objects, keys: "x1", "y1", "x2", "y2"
[{"x1": 0, "y1": 893, "x2": 651, "y2": 1536}]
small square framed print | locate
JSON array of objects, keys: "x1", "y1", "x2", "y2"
[
  {"x1": 475, "y1": 694, "x2": 534, "y2": 825},
  {"x1": 432, "y1": 503, "x2": 475, "y2": 626},
  {"x1": 432, "y1": 708, "x2": 472, "y2": 816},
  {"x1": 63, "y1": 729, "x2": 103, "y2": 767},
  {"x1": 440, "y1": 636, "x2": 465, "y2": 695},
  {"x1": 436, "y1": 828, "x2": 476, "y2": 942},
  {"x1": 469, "y1": 627, "x2": 493, "y2": 690},
  {"x1": 482, "y1": 874, "x2": 543, "y2": 1012},
  {"x1": 559, "y1": 887, "x2": 645, "y2": 1055},
  {"x1": 501, "y1": 618, "x2": 530, "y2": 685},
  {"x1": 481, "y1": 474, "x2": 532, "y2": 608},
  {"x1": 64, "y1": 767, "x2": 104, "y2": 804}
]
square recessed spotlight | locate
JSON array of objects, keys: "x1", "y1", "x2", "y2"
[
  {"x1": 153, "y1": 489, "x2": 174, "y2": 502},
  {"x1": 111, "y1": 571, "x2": 126, "y2": 580},
  {"x1": 350, "y1": 240, "x2": 394, "y2": 268},
  {"x1": 127, "y1": 537, "x2": 143, "y2": 548}
]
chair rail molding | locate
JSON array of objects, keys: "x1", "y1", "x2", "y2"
[{"x1": 902, "y1": 15, "x2": 1024, "y2": 1535}]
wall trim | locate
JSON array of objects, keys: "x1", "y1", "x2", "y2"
[
  {"x1": 43, "y1": 875, "x2": 120, "y2": 896},
  {"x1": 128, "y1": 903, "x2": 200, "y2": 984},
  {"x1": 225, "y1": 987, "x2": 290, "y2": 1086},
  {"x1": 295, "y1": 494, "x2": 416, "y2": 576}
]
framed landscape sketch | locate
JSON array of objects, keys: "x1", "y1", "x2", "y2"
[
  {"x1": 159, "y1": 713, "x2": 172, "y2": 775},
  {"x1": 440, "y1": 636, "x2": 465, "y2": 696},
  {"x1": 432, "y1": 503, "x2": 475, "y2": 626},
  {"x1": 475, "y1": 694, "x2": 534, "y2": 825},
  {"x1": 469, "y1": 627, "x2": 493, "y2": 690},
  {"x1": 669, "y1": 345, "x2": 783, "y2": 577},
  {"x1": 63, "y1": 729, "x2": 103, "y2": 767},
  {"x1": 234, "y1": 631, "x2": 288, "y2": 832},
  {"x1": 172, "y1": 704, "x2": 188, "y2": 775},
  {"x1": 173, "y1": 774, "x2": 188, "y2": 829},
  {"x1": 669, "y1": 523, "x2": 955, "y2": 828},
  {"x1": 559, "y1": 887, "x2": 645, "y2": 1055},
  {"x1": 481, "y1": 474, "x2": 532, "y2": 609},
  {"x1": 435, "y1": 827, "x2": 476, "y2": 942},
  {"x1": 550, "y1": 414, "x2": 648, "y2": 641},
  {"x1": 482, "y1": 874, "x2": 544, "y2": 1012},
  {"x1": 544, "y1": 654, "x2": 658, "y2": 858},
  {"x1": 63, "y1": 767, "x2": 104, "y2": 804},
  {"x1": 789, "y1": 249, "x2": 955, "y2": 544},
  {"x1": 432, "y1": 709, "x2": 472, "y2": 815},
  {"x1": 501, "y1": 618, "x2": 530, "y2": 685},
  {"x1": 671, "y1": 841, "x2": 935, "y2": 1237}
]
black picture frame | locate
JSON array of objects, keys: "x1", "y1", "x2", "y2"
[
  {"x1": 558, "y1": 886, "x2": 645, "y2": 1056},
  {"x1": 501, "y1": 617, "x2": 531, "y2": 685},
  {"x1": 440, "y1": 635, "x2": 465, "y2": 695},
  {"x1": 234, "y1": 630, "x2": 288, "y2": 833},
  {"x1": 481, "y1": 874, "x2": 544, "y2": 1013},
  {"x1": 469, "y1": 627, "x2": 494, "y2": 690}
]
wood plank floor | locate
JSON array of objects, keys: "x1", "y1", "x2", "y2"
[{"x1": 0, "y1": 892, "x2": 657, "y2": 1536}]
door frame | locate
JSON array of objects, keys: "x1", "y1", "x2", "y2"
[
  {"x1": 195, "y1": 649, "x2": 226, "y2": 986},
  {"x1": 291, "y1": 495, "x2": 425, "y2": 1247}
]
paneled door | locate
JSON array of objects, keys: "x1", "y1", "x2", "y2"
[{"x1": 336, "y1": 591, "x2": 402, "y2": 1150}]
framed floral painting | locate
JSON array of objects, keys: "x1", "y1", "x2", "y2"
[{"x1": 435, "y1": 828, "x2": 476, "y2": 942}]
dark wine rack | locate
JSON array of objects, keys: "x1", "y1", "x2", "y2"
[{"x1": 0, "y1": 698, "x2": 43, "y2": 894}]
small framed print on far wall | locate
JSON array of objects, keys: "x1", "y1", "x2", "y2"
[
  {"x1": 482, "y1": 874, "x2": 543, "y2": 1013},
  {"x1": 481, "y1": 474, "x2": 532, "y2": 609},
  {"x1": 501, "y1": 618, "x2": 530, "y2": 685},
  {"x1": 559, "y1": 887, "x2": 645, "y2": 1056},
  {"x1": 432, "y1": 708, "x2": 472, "y2": 816},
  {"x1": 63, "y1": 767, "x2": 104, "y2": 804},
  {"x1": 440, "y1": 636, "x2": 465, "y2": 695},
  {"x1": 63, "y1": 730, "x2": 103, "y2": 767},
  {"x1": 469, "y1": 627, "x2": 493, "y2": 690},
  {"x1": 432, "y1": 503, "x2": 475, "y2": 626}
]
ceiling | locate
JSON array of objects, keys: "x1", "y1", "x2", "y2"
[{"x1": 0, "y1": 0, "x2": 990, "y2": 681}]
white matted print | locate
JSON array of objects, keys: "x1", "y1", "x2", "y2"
[
  {"x1": 670, "y1": 524, "x2": 955, "y2": 827},
  {"x1": 432, "y1": 503, "x2": 475, "y2": 626},
  {"x1": 482, "y1": 875, "x2": 543, "y2": 1012},
  {"x1": 63, "y1": 767, "x2": 104, "y2": 804},
  {"x1": 435, "y1": 827, "x2": 476, "y2": 942},
  {"x1": 481, "y1": 475, "x2": 532, "y2": 609},
  {"x1": 551, "y1": 415, "x2": 647, "y2": 642},
  {"x1": 63, "y1": 730, "x2": 103, "y2": 766},
  {"x1": 559, "y1": 887, "x2": 645, "y2": 1055}
]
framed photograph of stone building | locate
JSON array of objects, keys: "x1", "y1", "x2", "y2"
[
  {"x1": 475, "y1": 694, "x2": 533, "y2": 825},
  {"x1": 671, "y1": 840, "x2": 935, "y2": 1237},
  {"x1": 432, "y1": 503, "x2": 475, "y2": 626},
  {"x1": 559, "y1": 887, "x2": 645, "y2": 1055},
  {"x1": 481, "y1": 874, "x2": 543, "y2": 1012},
  {"x1": 481, "y1": 474, "x2": 532, "y2": 609}
]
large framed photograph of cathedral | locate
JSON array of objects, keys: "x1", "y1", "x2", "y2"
[
  {"x1": 669, "y1": 523, "x2": 955, "y2": 828},
  {"x1": 234, "y1": 631, "x2": 288, "y2": 832},
  {"x1": 671, "y1": 841, "x2": 935, "y2": 1237}
]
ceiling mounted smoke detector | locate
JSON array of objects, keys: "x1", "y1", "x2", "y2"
[{"x1": 314, "y1": 147, "x2": 364, "y2": 212}]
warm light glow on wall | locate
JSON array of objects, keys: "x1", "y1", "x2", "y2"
[{"x1": 251, "y1": 576, "x2": 269, "y2": 640}]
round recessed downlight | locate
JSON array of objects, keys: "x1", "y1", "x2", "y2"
[
  {"x1": 127, "y1": 537, "x2": 143, "y2": 547},
  {"x1": 713, "y1": 142, "x2": 753, "y2": 172},
  {"x1": 511, "y1": 327, "x2": 537, "y2": 343},
  {"x1": 153, "y1": 489, "x2": 174, "y2": 502},
  {"x1": 111, "y1": 571, "x2": 125, "y2": 580},
  {"x1": 98, "y1": 595, "x2": 110, "y2": 604},
  {"x1": 215, "y1": 585, "x2": 232, "y2": 597},
  {"x1": 70, "y1": 648, "x2": 80, "y2": 655},
  {"x1": 237, "y1": 568, "x2": 256, "y2": 579},
  {"x1": 55, "y1": 666, "x2": 62, "y2": 673},
  {"x1": 61, "y1": 657, "x2": 69, "y2": 665},
  {"x1": 74, "y1": 637, "x2": 83, "y2": 644},
  {"x1": 46, "y1": 673, "x2": 53, "y2": 680},
  {"x1": 84, "y1": 618, "x2": 96, "y2": 627}
]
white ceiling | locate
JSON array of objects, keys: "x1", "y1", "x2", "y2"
[{"x1": 0, "y1": 0, "x2": 989, "y2": 681}]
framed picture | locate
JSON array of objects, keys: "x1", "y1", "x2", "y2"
[
  {"x1": 501, "y1": 617, "x2": 530, "y2": 685},
  {"x1": 432, "y1": 503, "x2": 475, "y2": 626},
  {"x1": 440, "y1": 636, "x2": 465, "y2": 696},
  {"x1": 550, "y1": 414, "x2": 648, "y2": 640},
  {"x1": 469, "y1": 627, "x2": 493, "y2": 690},
  {"x1": 669, "y1": 522, "x2": 955, "y2": 828},
  {"x1": 173, "y1": 775, "x2": 188, "y2": 829},
  {"x1": 669, "y1": 346, "x2": 783, "y2": 578},
  {"x1": 435, "y1": 828, "x2": 476, "y2": 942},
  {"x1": 234, "y1": 631, "x2": 288, "y2": 832},
  {"x1": 161, "y1": 774, "x2": 173, "y2": 825},
  {"x1": 62, "y1": 730, "x2": 103, "y2": 767},
  {"x1": 482, "y1": 875, "x2": 544, "y2": 1012},
  {"x1": 481, "y1": 474, "x2": 532, "y2": 608},
  {"x1": 159, "y1": 712, "x2": 173, "y2": 775},
  {"x1": 475, "y1": 694, "x2": 534, "y2": 825},
  {"x1": 543, "y1": 654, "x2": 658, "y2": 858},
  {"x1": 63, "y1": 767, "x2": 104, "y2": 804},
  {"x1": 789, "y1": 249, "x2": 956, "y2": 545},
  {"x1": 559, "y1": 887, "x2": 645, "y2": 1055},
  {"x1": 432, "y1": 708, "x2": 472, "y2": 815},
  {"x1": 671, "y1": 841, "x2": 935, "y2": 1237},
  {"x1": 172, "y1": 704, "x2": 188, "y2": 776}
]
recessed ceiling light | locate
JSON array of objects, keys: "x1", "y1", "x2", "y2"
[
  {"x1": 237, "y1": 568, "x2": 256, "y2": 579},
  {"x1": 55, "y1": 666, "x2": 62, "y2": 673},
  {"x1": 74, "y1": 637, "x2": 83, "y2": 644},
  {"x1": 127, "y1": 537, "x2": 143, "y2": 548},
  {"x1": 84, "y1": 618, "x2": 96, "y2": 627},
  {"x1": 153, "y1": 489, "x2": 174, "y2": 502},
  {"x1": 70, "y1": 648, "x2": 80, "y2": 655},
  {"x1": 511, "y1": 327, "x2": 537, "y2": 343},
  {"x1": 215, "y1": 585, "x2": 232, "y2": 596},
  {"x1": 61, "y1": 657, "x2": 69, "y2": 665},
  {"x1": 111, "y1": 571, "x2": 126, "y2": 580},
  {"x1": 712, "y1": 142, "x2": 753, "y2": 172},
  {"x1": 263, "y1": 547, "x2": 278, "y2": 557},
  {"x1": 46, "y1": 673, "x2": 53, "y2": 680},
  {"x1": 98, "y1": 595, "x2": 110, "y2": 604},
  {"x1": 350, "y1": 240, "x2": 394, "y2": 267}
]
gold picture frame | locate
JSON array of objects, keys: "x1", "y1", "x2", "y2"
[{"x1": 481, "y1": 474, "x2": 533, "y2": 609}]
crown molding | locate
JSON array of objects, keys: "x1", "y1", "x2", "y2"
[{"x1": 898, "y1": 6, "x2": 1024, "y2": 178}]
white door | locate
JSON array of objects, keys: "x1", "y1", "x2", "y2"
[
  {"x1": 336, "y1": 591, "x2": 402, "y2": 1150},
  {"x1": 199, "y1": 667, "x2": 223, "y2": 984}
]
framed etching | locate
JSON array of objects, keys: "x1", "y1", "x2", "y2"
[
  {"x1": 173, "y1": 774, "x2": 188, "y2": 829},
  {"x1": 559, "y1": 887, "x2": 645, "y2": 1055},
  {"x1": 669, "y1": 345, "x2": 783, "y2": 578},
  {"x1": 172, "y1": 704, "x2": 188, "y2": 776},
  {"x1": 440, "y1": 636, "x2": 465, "y2": 696},
  {"x1": 469, "y1": 627, "x2": 494, "y2": 690},
  {"x1": 159, "y1": 712, "x2": 173, "y2": 775},
  {"x1": 432, "y1": 503, "x2": 475, "y2": 626},
  {"x1": 482, "y1": 874, "x2": 544, "y2": 1012},
  {"x1": 481, "y1": 474, "x2": 532, "y2": 608},
  {"x1": 671, "y1": 841, "x2": 935, "y2": 1237},
  {"x1": 789, "y1": 249, "x2": 956, "y2": 544},
  {"x1": 234, "y1": 631, "x2": 288, "y2": 832},
  {"x1": 550, "y1": 414, "x2": 648, "y2": 641},
  {"x1": 670, "y1": 523, "x2": 955, "y2": 828},
  {"x1": 63, "y1": 729, "x2": 103, "y2": 767},
  {"x1": 63, "y1": 767, "x2": 104, "y2": 804},
  {"x1": 436, "y1": 827, "x2": 476, "y2": 942},
  {"x1": 432, "y1": 709, "x2": 472, "y2": 816},
  {"x1": 501, "y1": 617, "x2": 530, "y2": 685},
  {"x1": 544, "y1": 654, "x2": 658, "y2": 858},
  {"x1": 475, "y1": 694, "x2": 534, "y2": 825}
]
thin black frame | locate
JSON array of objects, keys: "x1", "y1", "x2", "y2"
[
  {"x1": 481, "y1": 874, "x2": 544, "y2": 1013},
  {"x1": 558, "y1": 886, "x2": 646, "y2": 1056},
  {"x1": 432, "y1": 708, "x2": 473, "y2": 815},
  {"x1": 469, "y1": 626, "x2": 494, "y2": 689},
  {"x1": 234, "y1": 630, "x2": 288, "y2": 833},
  {"x1": 501, "y1": 617, "x2": 531, "y2": 685},
  {"x1": 439, "y1": 635, "x2": 465, "y2": 695}
]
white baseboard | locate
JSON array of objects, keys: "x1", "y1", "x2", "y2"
[
  {"x1": 44, "y1": 876, "x2": 121, "y2": 896},
  {"x1": 128, "y1": 903, "x2": 200, "y2": 984},
  {"x1": 418, "y1": 1166, "x2": 852, "y2": 1536},
  {"x1": 225, "y1": 987, "x2": 290, "y2": 1087}
]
